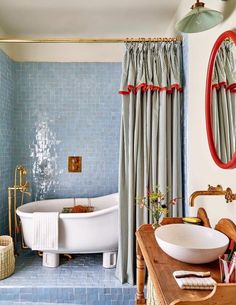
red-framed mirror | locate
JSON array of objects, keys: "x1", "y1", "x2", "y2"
[{"x1": 206, "y1": 30, "x2": 236, "y2": 169}]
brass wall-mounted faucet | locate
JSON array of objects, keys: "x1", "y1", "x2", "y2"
[
  {"x1": 8, "y1": 165, "x2": 31, "y2": 252},
  {"x1": 189, "y1": 185, "x2": 236, "y2": 207}
]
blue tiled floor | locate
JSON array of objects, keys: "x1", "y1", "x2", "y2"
[{"x1": 0, "y1": 251, "x2": 136, "y2": 304}]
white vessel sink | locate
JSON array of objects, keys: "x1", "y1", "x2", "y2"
[{"x1": 155, "y1": 224, "x2": 229, "y2": 264}]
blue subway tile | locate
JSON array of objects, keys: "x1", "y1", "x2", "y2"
[
  {"x1": 0, "y1": 52, "x2": 122, "y2": 234},
  {"x1": 0, "y1": 50, "x2": 137, "y2": 305}
]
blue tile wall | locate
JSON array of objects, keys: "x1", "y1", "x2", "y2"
[
  {"x1": 0, "y1": 53, "x2": 121, "y2": 231},
  {"x1": 0, "y1": 52, "x2": 136, "y2": 304},
  {"x1": 14, "y1": 62, "x2": 122, "y2": 200},
  {"x1": 0, "y1": 50, "x2": 15, "y2": 234}
]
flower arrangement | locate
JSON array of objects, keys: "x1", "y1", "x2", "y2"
[{"x1": 137, "y1": 186, "x2": 180, "y2": 228}]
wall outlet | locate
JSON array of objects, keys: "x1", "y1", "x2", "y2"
[{"x1": 68, "y1": 156, "x2": 82, "y2": 173}]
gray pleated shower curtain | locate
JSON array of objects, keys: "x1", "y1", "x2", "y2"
[
  {"x1": 116, "y1": 42, "x2": 183, "y2": 284},
  {"x1": 212, "y1": 40, "x2": 236, "y2": 163}
]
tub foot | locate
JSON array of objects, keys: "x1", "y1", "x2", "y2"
[
  {"x1": 103, "y1": 252, "x2": 117, "y2": 268},
  {"x1": 43, "y1": 252, "x2": 60, "y2": 268}
]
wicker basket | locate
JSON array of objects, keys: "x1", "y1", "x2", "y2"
[{"x1": 0, "y1": 236, "x2": 15, "y2": 280}]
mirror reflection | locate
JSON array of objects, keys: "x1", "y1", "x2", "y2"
[{"x1": 211, "y1": 38, "x2": 236, "y2": 164}]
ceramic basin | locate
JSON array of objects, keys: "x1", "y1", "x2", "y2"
[{"x1": 155, "y1": 224, "x2": 229, "y2": 264}]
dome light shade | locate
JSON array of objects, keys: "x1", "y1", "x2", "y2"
[{"x1": 175, "y1": 1, "x2": 223, "y2": 33}]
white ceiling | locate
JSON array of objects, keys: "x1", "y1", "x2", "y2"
[
  {"x1": 0, "y1": 0, "x2": 181, "y2": 37},
  {"x1": 0, "y1": 0, "x2": 231, "y2": 62},
  {"x1": 0, "y1": 0, "x2": 231, "y2": 38}
]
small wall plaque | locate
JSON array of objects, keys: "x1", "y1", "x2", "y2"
[{"x1": 68, "y1": 156, "x2": 82, "y2": 173}]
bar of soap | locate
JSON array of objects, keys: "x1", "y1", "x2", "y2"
[{"x1": 183, "y1": 217, "x2": 202, "y2": 224}]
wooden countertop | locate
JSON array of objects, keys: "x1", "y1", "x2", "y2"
[
  {"x1": 136, "y1": 224, "x2": 221, "y2": 305},
  {"x1": 136, "y1": 221, "x2": 236, "y2": 305}
]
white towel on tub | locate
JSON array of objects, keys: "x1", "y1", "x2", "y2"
[{"x1": 32, "y1": 212, "x2": 59, "y2": 251}]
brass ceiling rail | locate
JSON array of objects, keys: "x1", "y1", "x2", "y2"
[
  {"x1": 0, "y1": 37, "x2": 182, "y2": 43},
  {"x1": 189, "y1": 185, "x2": 236, "y2": 207}
]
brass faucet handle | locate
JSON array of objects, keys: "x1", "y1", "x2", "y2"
[
  {"x1": 19, "y1": 182, "x2": 31, "y2": 196},
  {"x1": 207, "y1": 184, "x2": 223, "y2": 192},
  {"x1": 225, "y1": 187, "x2": 234, "y2": 203},
  {"x1": 21, "y1": 187, "x2": 31, "y2": 194},
  {"x1": 23, "y1": 182, "x2": 30, "y2": 188}
]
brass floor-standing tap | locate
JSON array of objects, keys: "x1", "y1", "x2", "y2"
[{"x1": 8, "y1": 165, "x2": 31, "y2": 252}]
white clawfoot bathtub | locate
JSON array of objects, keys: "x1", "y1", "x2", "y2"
[{"x1": 16, "y1": 193, "x2": 119, "y2": 268}]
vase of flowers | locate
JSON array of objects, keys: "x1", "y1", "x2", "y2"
[{"x1": 137, "y1": 186, "x2": 180, "y2": 229}]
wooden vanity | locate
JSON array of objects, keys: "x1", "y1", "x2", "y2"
[{"x1": 136, "y1": 215, "x2": 236, "y2": 305}]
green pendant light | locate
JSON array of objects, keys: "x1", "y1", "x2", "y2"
[{"x1": 176, "y1": 0, "x2": 223, "y2": 33}]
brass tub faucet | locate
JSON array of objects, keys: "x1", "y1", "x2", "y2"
[{"x1": 8, "y1": 165, "x2": 31, "y2": 251}]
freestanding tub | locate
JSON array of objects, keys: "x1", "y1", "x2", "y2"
[{"x1": 16, "y1": 193, "x2": 118, "y2": 268}]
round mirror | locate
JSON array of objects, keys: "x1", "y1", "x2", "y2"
[{"x1": 206, "y1": 30, "x2": 236, "y2": 169}]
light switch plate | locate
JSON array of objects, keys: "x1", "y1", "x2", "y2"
[{"x1": 68, "y1": 156, "x2": 82, "y2": 173}]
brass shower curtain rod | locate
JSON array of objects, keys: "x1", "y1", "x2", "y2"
[{"x1": 0, "y1": 37, "x2": 182, "y2": 43}]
